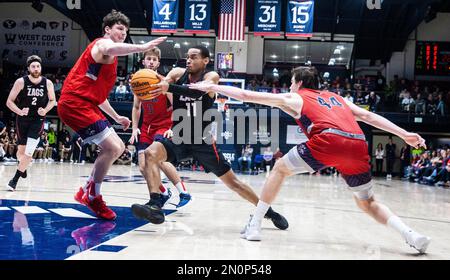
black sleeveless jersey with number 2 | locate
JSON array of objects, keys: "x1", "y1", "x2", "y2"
[{"x1": 16, "y1": 76, "x2": 49, "y2": 118}]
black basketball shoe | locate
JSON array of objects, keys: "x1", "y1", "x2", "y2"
[
  {"x1": 7, "y1": 179, "x2": 17, "y2": 191},
  {"x1": 265, "y1": 207, "x2": 289, "y2": 230},
  {"x1": 131, "y1": 201, "x2": 165, "y2": 224}
]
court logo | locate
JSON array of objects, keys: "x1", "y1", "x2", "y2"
[
  {"x1": 67, "y1": 0, "x2": 81, "y2": 10},
  {"x1": 5, "y1": 34, "x2": 16, "y2": 44},
  {"x1": 46, "y1": 50, "x2": 55, "y2": 60},
  {"x1": 366, "y1": 0, "x2": 382, "y2": 10},
  {"x1": 3, "y1": 20, "x2": 16, "y2": 29},
  {"x1": 13, "y1": 49, "x2": 27, "y2": 59},
  {"x1": 62, "y1": 21, "x2": 69, "y2": 31},
  {"x1": 20, "y1": 20, "x2": 30, "y2": 30},
  {"x1": 49, "y1": 21, "x2": 60, "y2": 30},
  {"x1": 60, "y1": 51, "x2": 68, "y2": 61},
  {"x1": 32, "y1": 21, "x2": 47, "y2": 30}
]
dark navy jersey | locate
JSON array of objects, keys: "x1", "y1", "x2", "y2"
[{"x1": 16, "y1": 75, "x2": 48, "y2": 119}]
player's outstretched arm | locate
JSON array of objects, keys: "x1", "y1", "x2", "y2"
[
  {"x1": 94, "y1": 37, "x2": 167, "y2": 58},
  {"x1": 189, "y1": 83, "x2": 303, "y2": 118},
  {"x1": 346, "y1": 101, "x2": 426, "y2": 149}
]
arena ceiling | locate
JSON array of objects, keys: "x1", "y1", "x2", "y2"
[{"x1": 8, "y1": 0, "x2": 450, "y2": 63}]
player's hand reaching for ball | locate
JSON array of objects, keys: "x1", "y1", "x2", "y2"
[
  {"x1": 148, "y1": 80, "x2": 169, "y2": 95},
  {"x1": 188, "y1": 81, "x2": 215, "y2": 92},
  {"x1": 37, "y1": 107, "x2": 46, "y2": 116},
  {"x1": 19, "y1": 107, "x2": 29, "y2": 116},
  {"x1": 143, "y1": 37, "x2": 167, "y2": 50},
  {"x1": 402, "y1": 132, "x2": 427, "y2": 149},
  {"x1": 116, "y1": 116, "x2": 131, "y2": 131},
  {"x1": 129, "y1": 128, "x2": 140, "y2": 144}
]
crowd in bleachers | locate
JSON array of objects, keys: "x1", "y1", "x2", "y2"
[
  {"x1": 245, "y1": 71, "x2": 450, "y2": 115},
  {"x1": 403, "y1": 147, "x2": 450, "y2": 188},
  {"x1": 0, "y1": 119, "x2": 136, "y2": 166}
]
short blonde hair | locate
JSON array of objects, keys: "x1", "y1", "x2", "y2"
[{"x1": 143, "y1": 47, "x2": 161, "y2": 60}]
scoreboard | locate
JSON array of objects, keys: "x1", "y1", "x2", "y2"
[{"x1": 415, "y1": 41, "x2": 450, "y2": 76}]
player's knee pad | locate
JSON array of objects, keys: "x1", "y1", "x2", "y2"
[
  {"x1": 349, "y1": 182, "x2": 374, "y2": 201},
  {"x1": 25, "y1": 137, "x2": 40, "y2": 157},
  {"x1": 283, "y1": 146, "x2": 314, "y2": 174}
]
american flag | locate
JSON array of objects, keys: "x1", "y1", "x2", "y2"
[{"x1": 218, "y1": 0, "x2": 246, "y2": 42}]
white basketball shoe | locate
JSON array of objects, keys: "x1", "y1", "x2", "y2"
[
  {"x1": 240, "y1": 215, "x2": 262, "y2": 241},
  {"x1": 405, "y1": 230, "x2": 431, "y2": 254}
]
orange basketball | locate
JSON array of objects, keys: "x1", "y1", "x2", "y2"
[{"x1": 130, "y1": 69, "x2": 161, "y2": 100}]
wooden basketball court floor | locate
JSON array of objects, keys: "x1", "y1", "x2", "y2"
[{"x1": 1, "y1": 161, "x2": 449, "y2": 260}]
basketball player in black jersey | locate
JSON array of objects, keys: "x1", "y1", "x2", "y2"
[
  {"x1": 131, "y1": 46, "x2": 288, "y2": 231},
  {"x1": 5, "y1": 55, "x2": 56, "y2": 191}
]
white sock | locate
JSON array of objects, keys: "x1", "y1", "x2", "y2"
[
  {"x1": 83, "y1": 176, "x2": 93, "y2": 192},
  {"x1": 159, "y1": 184, "x2": 169, "y2": 196},
  {"x1": 88, "y1": 183, "x2": 102, "y2": 200},
  {"x1": 387, "y1": 216, "x2": 413, "y2": 239},
  {"x1": 252, "y1": 200, "x2": 270, "y2": 223},
  {"x1": 175, "y1": 181, "x2": 188, "y2": 194}
]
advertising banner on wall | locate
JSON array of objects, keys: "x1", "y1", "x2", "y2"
[
  {"x1": 286, "y1": 125, "x2": 308, "y2": 144},
  {"x1": 1, "y1": 18, "x2": 71, "y2": 66}
]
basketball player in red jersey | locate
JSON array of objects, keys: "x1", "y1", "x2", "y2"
[
  {"x1": 190, "y1": 67, "x2": 431, "y2": 254},
  {"x1": 129, "y1": 47, "x2": 191, "y2": 208},
  {"x1": 57, "y1": 10, "x2": 166, "y2": 220}
]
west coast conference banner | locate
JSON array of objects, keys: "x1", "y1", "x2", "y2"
[{"x1": 1, "y1": 18, "x2": 71, "y2": 66}]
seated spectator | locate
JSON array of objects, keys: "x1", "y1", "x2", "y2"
[
  {"x1": 426, "y1": 93, "x2": 437, "y2": 115},
  {"x1": 436, "y1": 93, "x2": 446, "y2": 116},
  {"x1": 33, "y1": 134, "x2": 47, "y2": 161},
  {"x1": 238, "y1": 144, "x2": 253, "y2": 171},
  {"x1": 0, "y1": 120, "x2": 6, "y2": 160},
  {"x1": 60, "y1": 136, "x2": 73, "y2": 162},
  {"x1": 415, "y1": 93, "x2": 426, "y2": 115},
  {"x1": 257, "y1": 80, "x2": 271, "y2": 93},
  {"x1": 115, "y1": 81, "x2": 129, "y2": 101},
  {"x1": 271, "y1": 84, "x2": 279, "y2": 94},
  {"x1": 365, "y1": 91, "x2": 380, "y2": 112},
  {"x1": 7, "y1": 130, "x2": 17, "y2": 160},
  {"x1": 72, "y1": 134, "x2": 83, "y2": 164},
  {"x1": 273, "y1": 147, "x2": 283, "y2": 162},
  {"x1": 401, "y1": 91, "x2": 415, "y2": 112},
  {"x1": 343, "y1": 91, "x2": 354, "y2": 103},
  {"x1": 246, "y1": 79, "x2": 258, "y2": 91},
  {"x1": 280, "y1": 83, "x2": 289, "y2": 93},
  {"x1": 262, "y1": 147, "x2": 274, "y2": 172},
  {"x1": 354, "y1": 90, "x2": 366, "y2": 105},
  {"x1": 436, "y1": 161, "x2": 450, "y2": 188}
]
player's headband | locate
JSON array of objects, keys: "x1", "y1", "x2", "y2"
[{"x1": 27, "y1": 56, "x2": 42, "y2": 67}]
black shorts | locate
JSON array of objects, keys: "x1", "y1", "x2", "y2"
[
  {"x1": 156, "y1": 137, "x2": 231, "y2": 177},
  {"x1": 16, "y1": 117, "x2": 45, "y2": 145}
]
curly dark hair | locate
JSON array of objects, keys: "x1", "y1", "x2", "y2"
[
  {"x1": 291, "y1": 66, "x2": 320, "y2": 90},
  {"x1": 102, "y1": 10, "x2": 130, "y2": 34}
]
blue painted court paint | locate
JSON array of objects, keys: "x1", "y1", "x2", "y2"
[
  {"x1": 0, "y1": 200, "x2": 176, "y2": 260},
  {"x1": 91, "y1": 245, "x2": 127, "y2": 253}
]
